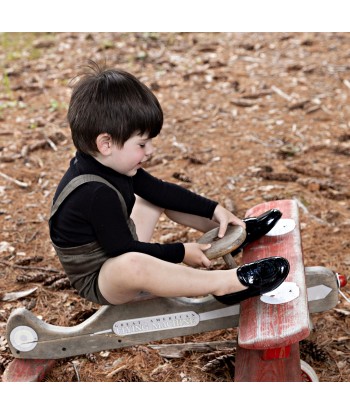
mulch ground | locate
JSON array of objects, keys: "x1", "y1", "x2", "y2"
[{"x1": 1, "y1": 32, "x2": 349, "y2": 382}]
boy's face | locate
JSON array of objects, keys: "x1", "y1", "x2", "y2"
[{"x1": 107, "y1": 133, "x2": 154, "y2": 176}]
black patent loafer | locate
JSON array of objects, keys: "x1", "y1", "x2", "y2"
[
  {"x1": 214, "y1": 256, "x2": 290, "y2": 305},
  {"x1": 230, "y1": 209, "x2": 282, "y2": 257}
]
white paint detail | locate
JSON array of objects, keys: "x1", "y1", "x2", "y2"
[
  {"x1": 112, "y1": 304, "x2": 241, "y2": 337},
  {"x1": 260, "y1": 282, "x2": 300, "y2": 304},
  {"x1": 10, "y1": 325, "x2": 38, "y2": 351},
  {"x1": 266, "y1": 219, "x2": 296, "y2": 236},
  {"x1": 307, "y1": 285, "x2": 332, "y2": 301},
  {"x1": 113, "y1": 311, "x2": 200, "y2": 336}
]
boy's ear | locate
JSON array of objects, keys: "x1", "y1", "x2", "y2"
[{"x1": 96, "y1": 133, "x2": 112, "y2": 155}]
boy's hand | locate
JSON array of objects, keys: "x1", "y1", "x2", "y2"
[
  {"x1": 183, "y1": 243, "x2": 212, "y2": 268},
  {"x1": 212, "y1": 204, "x2": 246, "y2": 238}
]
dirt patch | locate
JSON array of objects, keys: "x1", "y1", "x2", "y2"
[{"x1": 1, "y1": 32, "x2": 350, "y2": 382}]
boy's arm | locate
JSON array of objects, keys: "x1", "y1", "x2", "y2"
[
  {"x1": 90, "y1": 186, "x2": 185, "y2": 263},
  {"x1": 134, "y1": 169, "x2": 245, "y2": 236},
  {"x1": 133, "y1": 168, "x2": 218, "y2": 219}
]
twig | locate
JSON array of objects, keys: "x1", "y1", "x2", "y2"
[
  {"x1": 72, "y1": 360, "x2": 81, "y2": 382},
  {"x1": 46, "y1": 137, "x2": 57, "y2": 151},
  {"x1": 106, "y1": 364, "x2": 128, "y2": 378},
  {"x1": 271, "y1": 85, "x2": 292, "y2": 101},
  {"x1": 26, "y1": 231, "x2": 39, "y2": 244},
  {"x1": 241, "y1": 89, "x2": 273, "y2": 99},
  {"x1": 293, "y1": 197, "x2": 330, "y2": 226},
  {"x1": 0, "y1": 171, "x2": 30, "y2": 188},
  {"x1": 0, "y1": 260, "x2": 61, "y2": 273},
  {"x1": 148, "y1": 340, "x2": 237, "y2": 358}
]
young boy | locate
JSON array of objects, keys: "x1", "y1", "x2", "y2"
[{"x1": 49, "y1": 62, "x2": 289, "y2": 306}]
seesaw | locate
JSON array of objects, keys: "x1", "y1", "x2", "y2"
[{"x1": 3, "y1": 199, "x2": 348, "y2": 382}]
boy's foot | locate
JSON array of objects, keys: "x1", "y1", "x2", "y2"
[
  {"x1": 214, "y1": 256, "x2": 290, "y2": 305},
  {"x1": 230, "y1": 209, "x2": 282, "y2": 257}
]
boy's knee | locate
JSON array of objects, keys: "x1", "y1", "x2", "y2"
[{"x1": 110, "y1": 251, "x2": 148, "y2": 275}]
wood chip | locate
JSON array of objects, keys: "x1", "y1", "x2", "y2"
[
  {"x1": 230, "y1": 98, "x2": 257, "y2": 107},
  {"x1": 0, "y1": 287, "x2": 37, "y2": 301}
]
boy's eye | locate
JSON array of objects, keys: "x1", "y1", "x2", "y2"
[{"x1": 139, "y1": 144, "x2": 146, "y2": 148}]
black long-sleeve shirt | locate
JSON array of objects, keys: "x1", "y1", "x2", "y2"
[{"x1": 49, "y1": 152, "x2": 218, "y2": 263}]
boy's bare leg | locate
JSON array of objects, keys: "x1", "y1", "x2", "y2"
[
  {"x1": 131, "y1": 195, "x2": 218, "y2": 243},
  {"x1": 98, "y1": 251, "x2": 246, "y2": 305},
  {"x1": 130, "y1": 196, "x2": 164, "y2": 242},
  {"x1": 99, "y1": 196, "x2": 246, "y2": 304}
]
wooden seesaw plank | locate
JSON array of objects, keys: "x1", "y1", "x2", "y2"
[{"x1": 238, "y1": 199, "x2": 311, "y2": 349}]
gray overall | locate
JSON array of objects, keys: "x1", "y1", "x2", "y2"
[{"x1": 50, "y1": 174, "x2": 138, "y2": 305}]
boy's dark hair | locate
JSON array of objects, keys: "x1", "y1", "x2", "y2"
[{"x1": 67, "y1": 61, "x2": 163, "y2": 154}]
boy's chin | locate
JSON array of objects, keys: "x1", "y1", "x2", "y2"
[{"x1": 125, "y1": 168, "x2": 138, "y2": 177}]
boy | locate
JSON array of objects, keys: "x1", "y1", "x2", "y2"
[{"x1": 49, "y1": 62, "x2": 289, "y2": 306}]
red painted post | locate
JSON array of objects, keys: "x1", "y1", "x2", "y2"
[
  {"x1": 2, "y1": 359, "x2": 56, "y2": 382},
  {"x1": 235, "y1": 343, "x2": 302, "y2": 382}
]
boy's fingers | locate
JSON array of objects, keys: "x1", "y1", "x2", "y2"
[
  {"x1": 230, "y1": 216, "x2": 246, "y2": 228},
  {"x1": 218, "y1": 223, "x2": 228, "y2": 238},
  {"x1": 202, "y1": 256, "x2": 211, "y2": 268}
]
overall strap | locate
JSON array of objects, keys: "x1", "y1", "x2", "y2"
[{"x1": 50, "y1": 174, "x2": 129, "y2": 221}]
